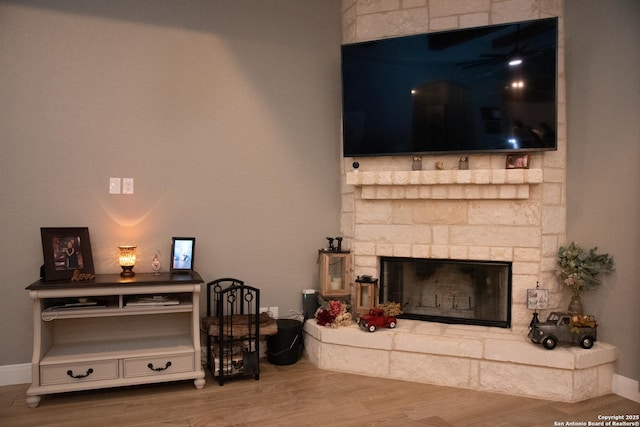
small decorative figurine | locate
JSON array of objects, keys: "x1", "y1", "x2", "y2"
[
  {"x1": 412, "y1": 156, "x2": 422, "y2": 170},
  {"x1": 151, "y1": 251, "x2": 162, "y2": 275},
  {"x1": 458, "y1": 157, "x2": 469, "y2": 170}
]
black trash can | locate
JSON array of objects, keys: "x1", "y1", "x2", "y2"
[{"x1": 267, "y1": 318, "x2": 304, "y2": 366}]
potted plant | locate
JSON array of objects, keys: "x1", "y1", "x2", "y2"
[{"x1": 557, "y1": 242, "x2": 615, "y2": 314}]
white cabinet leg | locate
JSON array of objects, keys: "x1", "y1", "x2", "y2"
[
  {"x1": 26, "y1": 395, "x2": 41, "y2": 408},
  {"x1": 194, "y1": 377, "x2": 206, "y2": 389}
]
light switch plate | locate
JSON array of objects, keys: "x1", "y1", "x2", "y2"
[
  {"x1": 109, "y1": 177, "x2": 121, "y2": 194},
  {"x1": 122, "y1": 178, "x2": 134, "y2": 194}
]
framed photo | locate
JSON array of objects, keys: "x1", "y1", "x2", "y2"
[
  {"x1": 506, "y1": 153, "x2": 530, "y2": 169},
  {"x1": 40, "y1": 227, "x2": 95, "y2": 281},
  {"x1": 170, "y1": 237, "x2": 195, "y2": 273},
  {"x1": 527, "y1": 288, "x2": 548, "y2": 310}
]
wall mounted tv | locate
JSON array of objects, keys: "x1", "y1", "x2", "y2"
[{"x1": 341, "y1": 17, "x2": 558, "y2": 157}]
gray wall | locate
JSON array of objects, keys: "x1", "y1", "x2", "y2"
[
  {"x1": 565, "y1": 0, "x2": 640, "y2": 381},
  {"x1": 1, "y1": 0, "x2": 638, "y2": 386},
  {"x1": 0, "y1": 0, "x2": 342, "y2": 365}
]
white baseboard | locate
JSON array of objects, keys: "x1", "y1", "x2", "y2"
[
  {"x1": 613, "y1": 373, "x2": 640, "y2": 403},
  {"x1": 0, "y1": 363, "x2": 31, "y2": 386},
  {"x1": 1, "y1": 363, "x2": 639, "y2": 403}
]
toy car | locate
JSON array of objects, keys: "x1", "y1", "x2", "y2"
[
  {"x1": 359, "y1": 308, "x2": 397, "y2": 332},
  {"x1": 528, "y1": 311, "x2": 597, "y2": 350}
]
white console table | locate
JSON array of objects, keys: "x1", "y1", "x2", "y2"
[{"x1": 25, "y1": 272, "x2": 206, "y2": 408}]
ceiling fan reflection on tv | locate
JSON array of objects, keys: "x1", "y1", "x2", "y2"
[{"x1": 457, "y1": 22, "x2": 555, "y2": 69}]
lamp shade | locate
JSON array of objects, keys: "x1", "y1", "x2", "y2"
[{"x1": 118, "y1": 245, "x2": 137, "y2": 276}]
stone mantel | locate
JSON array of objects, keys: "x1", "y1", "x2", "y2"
[{"x1": 345, "y1": 169, "x2": 543, "y2": 200}]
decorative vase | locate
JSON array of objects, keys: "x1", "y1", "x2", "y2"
[{"x1": 568, "y1": 295, "x2": 584, "y2": 314}]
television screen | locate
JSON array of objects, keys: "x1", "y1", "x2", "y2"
[{"x1": 341, "y1": 17, "x2": 558, "y2": 157}]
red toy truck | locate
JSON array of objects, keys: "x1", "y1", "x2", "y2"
[{"x1": 359, "y1": 308, "x2": 397, "y2": 332}]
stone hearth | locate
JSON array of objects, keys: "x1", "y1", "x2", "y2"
[{"x1": 303, "y1": 319, "x2": 617, "y2": 403}]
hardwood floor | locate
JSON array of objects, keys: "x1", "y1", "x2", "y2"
[{"x1": 1, "y1": 359, "x2": 638, "y2": 427}]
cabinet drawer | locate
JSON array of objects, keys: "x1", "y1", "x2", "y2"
[
  {"x1": 123, "y1": 353, "x2": 194, "y2": 378},
  {"x1": 41, "y1": 360, "x2": 118, "y2": 386}
]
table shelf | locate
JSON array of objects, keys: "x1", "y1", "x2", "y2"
[{"x1": 25, "y1": 272, "x2": 206, "y2": 408}]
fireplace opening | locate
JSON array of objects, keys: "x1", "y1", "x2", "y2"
[{"x1": 380, "y1": 257, "x2": 512, "y2": 328}]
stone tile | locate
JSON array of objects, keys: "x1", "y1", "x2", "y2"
[
  {"x1": 413, "y1": 200, "x2": 468, "y2": 224},
  {"x1": 391, "y1": 352, "x2": 474, "y2": 388},
  {"x1": 430, "y1": 16, "x2": 458, "y2": 30},
  {"x1": 480, "y1": 360, "x2": 575, "y2": 401},
  {"x1": 394, "y1": 331, "x2": 484, "y2": 358},
  {"x1": 411, "y1": 244, "x2": 430, "y2": 258},
  {"x1": 485, "y1": 338, "x2": 577, "y2": 369},
  {"x1": 573, "y1": 366, "x2": 600, "y2": 402},
  {"x1": 514, "y1": 247, "x2": 541, "y2": 262},
  {"x1": 574, "y1": 342, "x2": 618, "y2": 369},
  {"x1": 429, "y1": 0, "x2": 490, "y2": 18},
  {"x1": 491, "y1": 0, "x2": 540, "y2": 24},
  {"x1": 402, "y1": 0, "x2": 427, "y2": 9},
  {"x1": 449, "y1": 225, "x2": 540, "y2": 247},
  {"x1": 459, "y1": 12, "x2": 489, "y2": 28},
  {"x1": 468, "y1": 200, "x2": 541, "y2": 226},
  {"x1": 317, "y1": 322, "x2": 393, "y2": 349},
  {"x1": 375, "y1": 243, "x2": 393, "y2": 256},
  {"x1": 393, "y1": 243, "x2": 412, "y2": 257},
  {"x1": 356, "y1": 8, "x2": 429, "y2": 41},
  {"x1": 322, "y1": 342, "x2": 390, "y2": 376},
  {"x1": 356, "y1": 0, "x2": 400, "y2": 15},
  {"x1": 431, "y1": 245, "x2": 450, "y2": 259}
]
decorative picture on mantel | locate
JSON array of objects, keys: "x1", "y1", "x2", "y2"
[
  {"x1": 170, "y1": 237, "x2": 195, "y2": 273},
  {"x1": 527, "y1": 288, "x2": 548, "y2": 310},
  {"x1": 40, "y1": 227, "x2": 95, "y2": 281},
  {"x1": 506, "y1": 153, "x2": 530, "y2": 169}
]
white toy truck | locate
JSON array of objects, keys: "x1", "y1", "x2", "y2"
[{"x1": 528, "y1": 312, "x2": 597, "y2": 350}]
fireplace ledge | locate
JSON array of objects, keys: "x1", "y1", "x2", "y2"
[
  {"x1": 303, "y1": 319, "x2": 617, "y2": 403},
  {"x1": 346, "y1": 169, "x2": 543, "y2": 200}
]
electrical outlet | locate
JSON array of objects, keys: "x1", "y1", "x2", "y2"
[
  {"x1": 260, "y1": 307, "x2": 278, "y2": 318},
  {"x1": 269, "y1": 306, "x2": 279, "y2": 318},
  {"x1": 109, "y1": 177, "x2": 121, "y2": 194},
  {"x1": 122, "y1": 178, "x2": 134, "y2": 194}
]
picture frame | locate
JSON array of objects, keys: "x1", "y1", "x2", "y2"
[
  {"x1": 170, "y1": 237, "x2": 196, "y2": 273},
  {"x1": 527, "y1": 288, "x2": 549, "y2": 310},
  {"x1": 506, "y1": 153, "x2": 530, "y2": 169},
  {"x1": 40, "y1": 227, "x2": 95, "y2": 281}
]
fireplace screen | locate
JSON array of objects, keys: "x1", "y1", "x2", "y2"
[{"x1": 380, "y1": 257, "x2": 511, "y2": 328}]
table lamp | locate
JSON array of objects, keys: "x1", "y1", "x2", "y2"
[{"x1": 118, "y1": 245, "x2": 137, "y2": 277}]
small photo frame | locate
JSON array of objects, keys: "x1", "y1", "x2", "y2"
[
  {"x1": 527, "y1": 288, "x2": 549, "y2": 310},
  {"x1": 41, "y1": 227, "x2": 95, "y2": 281},
  {"x1": 170, "y1": 237, "x2": 195, "y2": 273},
  {"x1": 506, "y1": 153, "x2": 530, "y2": 169}
]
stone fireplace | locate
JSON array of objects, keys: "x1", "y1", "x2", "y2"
[
  {"x1": 303, "y1": 0, "x2": 617, "y2": 404},
  {"x1": 343, "y1": 166, "x2": 556, "y2": 333}
]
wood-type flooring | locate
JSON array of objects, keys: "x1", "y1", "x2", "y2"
[{"x1": 1, "y1": 358, "x2": 638, "y2": 427}]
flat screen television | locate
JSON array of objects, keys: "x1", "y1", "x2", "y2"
[{"x1": 341, "y1": 17, "x2": 558, "y2": 157}]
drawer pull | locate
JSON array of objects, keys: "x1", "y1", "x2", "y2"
[
  {"x1": 147, "y1": 361, "x2": 172, "y2": 372},
  {"x1": 66, "y1": 368, "x2": 94, "y2": 379}
]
